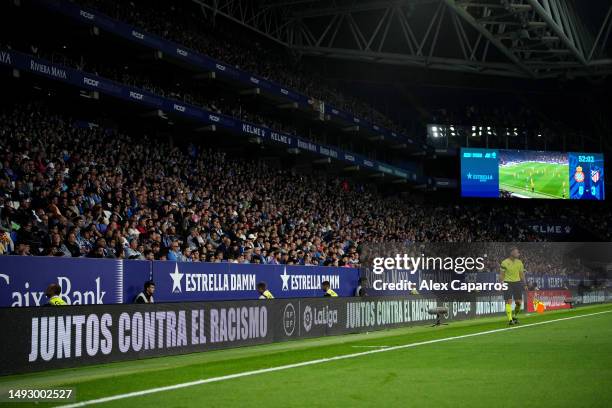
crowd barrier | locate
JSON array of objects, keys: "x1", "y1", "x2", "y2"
[
  {"x1": 0, "y1": 294, "x2": 511, "y2": 375},
  {"x1": 2, "y1": 257, "x2": 608, "y2": 307},
  {"x1": 0, "y1": 257, "x2": 359, "y2": 307}
]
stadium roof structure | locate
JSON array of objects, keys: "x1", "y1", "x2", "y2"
[{"x1": 192, "y1": 0, "x2": 612, "y2": 79}]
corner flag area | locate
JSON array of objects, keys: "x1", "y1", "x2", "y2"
[{"x1": 2, "y1": 304, "x2": 611, "y2": 408}]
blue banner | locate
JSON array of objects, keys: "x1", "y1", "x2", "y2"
[
  {"x1": 460, "y1": 148, "x2": 500, "y2": 198},
  {"x1": 0, "y1": 256, "x2": 359, "y2": 307},
  {"x1": 151, "y1": 262, "x2": 359, "y2": 302},
  {"x1": 0, "y1": 48, "x2": 417, "y2": 182},
  {"x1": 0, "y1": 257, "x2": 150, "y2": 307},
  {"x1": 37, "y1": 0, "x2": 422, "y2": 150}
]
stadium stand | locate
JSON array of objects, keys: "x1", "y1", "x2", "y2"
[
  {"x1": 1, "y1": 101, "x2": 611, "y2": 265},
  {"x1": 71, "y1": 0, "x2": 410, "y2": 137},
  {"x1": 0, "y1": 0, "x2": 610, "y2": 267}
]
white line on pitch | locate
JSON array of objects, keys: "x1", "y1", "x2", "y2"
[
  {"x1": 351, "y1": 345, "x2": 389, "y2": 348},
  {"x1": 56, "y1": 309, "x2": 612, "y2": 408}
]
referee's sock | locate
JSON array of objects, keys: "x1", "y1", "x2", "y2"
[
  {"x1": 513, "y1": 303, "x2": 521, "y2": 317},
  {"x1": 505, "y1": 304, "x2": 513, "y2": 321}
]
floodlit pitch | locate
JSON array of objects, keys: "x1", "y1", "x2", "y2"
[
  {"x1": 1, "y1": 304, "x2": 611, "y2": 408},
  {"x1": 499, "y1": 162, "x2": 569, "y2": 199}
]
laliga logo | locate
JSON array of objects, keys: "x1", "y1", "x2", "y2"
[
  {"x1": 452, "y1": 301, "x2": 471, "y2": 317},
  {"x1": 303, "y1": 305, "x2": 313, "y2": 332},
  {"x1": 169, "y1": 264, "x2": 184, "y2": 293},
  {"x1": 303, "y1": 305, "x2": 338, "y2": 332}
]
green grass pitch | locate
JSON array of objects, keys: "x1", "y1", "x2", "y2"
[
  {"x1": 499, "y1": 161, "x2": 569, "y2": 199},
  {"x1": 1, "y1": 304, "x2": 611, "y2": 407}
]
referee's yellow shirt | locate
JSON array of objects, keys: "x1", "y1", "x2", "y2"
[{"x1": 500, "y1": 258, "x2": 524, "y2": 282}]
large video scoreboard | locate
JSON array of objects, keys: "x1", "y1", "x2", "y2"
[{"x1": 461, "y1": 148, "x2": 605, "y2": 200}]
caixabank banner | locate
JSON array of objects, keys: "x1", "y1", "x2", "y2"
[
  {"x1": 0, "y1": 295, "x2": 510, "y2": 375},
  {"x1": 0, "y1": 257, "x2": 150, "y2": 307}
]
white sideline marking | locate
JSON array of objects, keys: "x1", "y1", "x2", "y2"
[
  {"x1": 57, "y1": 310, "x2": 612, "y2": 408},
  {"x1": 351, "y1": 345, "x2": 389, "y2": 348}
]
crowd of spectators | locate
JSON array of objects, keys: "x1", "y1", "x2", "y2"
[
  {"x1": 17, "y1": 43, "x2": 303, "y2": 140},
  {"x1": 73, "y1": 0, "x2": 407, "y2": 135},
  {"x1": 1, "y1": 103, "x2": 610, "y2": 269}
]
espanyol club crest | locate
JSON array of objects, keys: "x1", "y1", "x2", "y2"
[
  {"x1": 574, "y1": 166, "x2": 585, "y2": 183},
  {"x1": 591, "y1": 168, "x2": 600, "y2": 183}
]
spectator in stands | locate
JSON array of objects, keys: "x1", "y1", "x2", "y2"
[
  {"x1": 125, "y1": 238, "x2": 142, "y2": 260},
  {"x1": 0, "y1": 101, "x2": 611, "y2": 272},
  {"x1": 167, "y1": 240, "x2": 182, "y2": 261}
]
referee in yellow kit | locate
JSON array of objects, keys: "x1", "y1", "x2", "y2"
[{"x1": 500, "y1": 247, "x2": 526, "y2": 325}]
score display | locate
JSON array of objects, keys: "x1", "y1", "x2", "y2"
[{"x1": 461, "y1": 148, "x2": 605, "y2": 200}]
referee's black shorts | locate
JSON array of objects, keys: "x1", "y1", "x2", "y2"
[{"x1": 503, "y1": 281, "x2": 524, "y2": 301}]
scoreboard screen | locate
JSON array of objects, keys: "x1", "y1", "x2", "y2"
[{"x1": 461, "y1": 148, "x2": 605, "y2": 200}]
